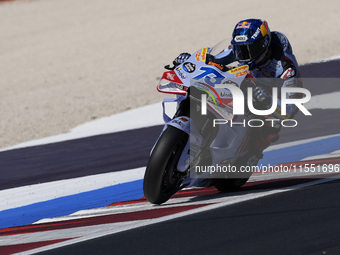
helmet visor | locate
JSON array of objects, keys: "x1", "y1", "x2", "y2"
[{"x1": 234, "y1": 37, "x2": 267, "y2": 62}]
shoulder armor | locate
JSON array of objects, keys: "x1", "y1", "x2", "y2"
[{"x1": 272, "y1": 31, "x2": 292, "y2": 53}]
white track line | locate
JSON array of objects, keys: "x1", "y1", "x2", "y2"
[{"x1": 13, "y1": 176, "x2": 339, "y2": 255}]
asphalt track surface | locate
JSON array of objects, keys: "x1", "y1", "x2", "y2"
[
  {"x1": 39, "y1": 179, "x2": 340, "y2": 255},
  {"x1": 1, "y1": 60, "x2": 340, "y2": 254}
]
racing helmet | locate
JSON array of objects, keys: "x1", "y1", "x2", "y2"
[{"x1": 231, "y1": 19, "x2": 271, "y2": 65}]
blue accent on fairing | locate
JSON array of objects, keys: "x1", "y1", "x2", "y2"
[
  {"x1": 0, "y1": 179, "x2": 144, "y2": 229},
  {"x1": 193, "y1": 67, "x2": 225, "y2": 86}
]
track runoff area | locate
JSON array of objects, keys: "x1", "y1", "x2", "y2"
[{"x1": 0, "y1": 59, "x2": 340, "y2": 254}]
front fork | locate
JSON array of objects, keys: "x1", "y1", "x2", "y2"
[{"x1": 161, "y1": 95, "x2": 217, "y2": 174}]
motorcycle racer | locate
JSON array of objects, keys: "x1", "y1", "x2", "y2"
[{"x1": 171, "y1": 18, "x2": 301, "y2": 159}]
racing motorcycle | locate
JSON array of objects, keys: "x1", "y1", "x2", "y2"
[{"x1": 143, "y1": 39, "x2": 261, "y2": 204}]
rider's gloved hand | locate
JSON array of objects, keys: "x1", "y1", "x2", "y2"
[
  {"x1": 253, "y1": 86, "x2": 271, "y2": 109},
  {"x1": 173, "y1": 53, "x2": 191, "y2": 66}
]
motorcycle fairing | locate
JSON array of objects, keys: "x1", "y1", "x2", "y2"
[{"x1": 155, "y1": 43, "x2": 252, "y2": 184}]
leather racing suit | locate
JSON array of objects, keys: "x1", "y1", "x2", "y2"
[{"x1": 211, "y1": 31, "x2": 302, "y2": 152}]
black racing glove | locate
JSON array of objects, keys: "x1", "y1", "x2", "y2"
[
  {"x1": 173, "y1": 53, "x2": 191, "y2": 66},
  {"x1": 165, "y1": 53, "x2": 191, "y2": 70},
  {"x1": 253, "y1": 86, "x2": 272, "y2": 109}
]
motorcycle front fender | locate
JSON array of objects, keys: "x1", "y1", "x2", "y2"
[
  {"x1": 151, "y1": 116, "x2": 202, "y2": 173},
  {"x1": 169, "y1": 116, "x2": 203, "y2": 173}
]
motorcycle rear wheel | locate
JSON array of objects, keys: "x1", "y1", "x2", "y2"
[{"x1": 143, "y1": 126, "x2": 189, "y2": 204}]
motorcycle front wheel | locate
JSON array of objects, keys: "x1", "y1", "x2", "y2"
[{"x1": 143, "y1": 125, "x2": 189, "y2": 204}]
